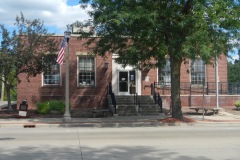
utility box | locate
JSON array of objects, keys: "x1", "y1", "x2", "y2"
[{"x1": 19, "y1": 100, "x2": 28, "y2": 117}]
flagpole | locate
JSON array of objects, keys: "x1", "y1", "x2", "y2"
[{"x1": 63, "y1": 31, "x2": 71, "y2": 122}]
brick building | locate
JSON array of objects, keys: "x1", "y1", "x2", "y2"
[{"x1": 17, "y1": 35, "x2": 239, "y2": 110}]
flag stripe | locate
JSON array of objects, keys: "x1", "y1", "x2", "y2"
[{"x1": 56, "y1": 37, "x2": 67, "y2": 65}]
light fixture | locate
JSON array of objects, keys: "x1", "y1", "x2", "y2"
[
  {"x1": 64, "y1": 31, "x2": 71, "y2": 39},
  {"x1": 104, "y1": 62, "x2": 109, "y2": 69}
]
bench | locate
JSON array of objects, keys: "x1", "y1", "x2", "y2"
[
  {"x1": 92, "y1": 108, "x2": 112, "y2": 118},
  {"x1": 189, "y1": 107, "x2": 220, "y2": 115}
]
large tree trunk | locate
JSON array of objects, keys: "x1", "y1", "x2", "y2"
[
  {"x1": 6, "y1": 85, "x2": 12, "y2": 113},
  {"x1": 170, "y1": 57, "x2": 183, "y2": 120}
]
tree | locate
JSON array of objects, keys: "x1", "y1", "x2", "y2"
[
  {"x1": 0, "y1": 13, "x2": 58, "y2": 112},
  {"x1": 228, "y1": 49, "x2": 240, "y2": 83},
  {"x1": 78, "y1": 0, "x2": 240, "y2": 120}
]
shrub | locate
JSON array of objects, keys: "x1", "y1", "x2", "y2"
[
  {"x1": 36, "y1": 100, "x2": 67, "y2": 114},
  {"x1": 36, "y1": 101, "x2": 50, "y2": 114},
  {"x1": 48, "y1": 100, "x2": 65, "y2": 113},
  {"x1": 235, "y1": 101, "x2": 240, "y2": 110}
]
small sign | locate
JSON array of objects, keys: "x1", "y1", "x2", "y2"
[
  {"x1": 19, "y1": 111, "x2": 27, "y2": 117},
  {"x1": 145, "y1": 76, "x2": 149, "y2": 82},
  {"x1": 131, "y1": 75, "x2": 134, "y2": 81}
]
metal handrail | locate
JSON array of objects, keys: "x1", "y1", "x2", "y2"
[
  {"x1": 151, "y1": 83, "x2": 163, "y2": 113},
  {"x1": 156, "y1": 93, "x2": 163, "y2": 113},
  {"x1": 154, "y1": 82, "x2": 240, "y2": 95},
  {"x1": 108, "y1": 82, "x2": 117, "y2": 114},
  {"x1": 133, "y1": 92, "x2": 141, "y2": 113}
]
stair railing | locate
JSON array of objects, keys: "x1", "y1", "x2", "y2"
[
  {"x1": 156, "y1": 93, "x2": 163, "y2": 113},
  {"x1": 99, "y1": 83, "x2": 109, "y2": 109},
  {"x1": 133, "y1": 92, "x2": 141, "y2": 114},
  {"x1": 151, "y1": 83, "x2": 163, "y2": 113},
  {"x1": 108, "y1": 82, "x2": 117, "y2": 114}
]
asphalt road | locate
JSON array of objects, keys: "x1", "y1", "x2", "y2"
[{"x1": 0, "y1": 126, "x2": 240, "y2": 160}]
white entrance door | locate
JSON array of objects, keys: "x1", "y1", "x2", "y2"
[{"x1": 112, "y1": 55, "x2": 141, "y2": 95}]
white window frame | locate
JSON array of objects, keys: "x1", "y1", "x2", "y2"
[
  {"x1": 77, "y1": 56, "x2": 96, "y2": 87},
  {"x1": 191, "y1": 59, "x2": 206, "y2": 85},
  {"x1": 158, "y1": 59, "x2": 171, "y2": 86},
  {"x1": 42, "y1": 63, "x2": 61, "y2": 86}
]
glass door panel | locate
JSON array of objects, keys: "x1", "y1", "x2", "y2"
[{"x1": 119, "y1": 71, "x2": 128, "y2": 92}]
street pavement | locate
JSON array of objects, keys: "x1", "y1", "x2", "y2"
[{"x1": 1, "y1": 126, "x2": 240, "y2": 160}]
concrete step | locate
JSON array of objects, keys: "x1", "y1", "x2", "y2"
[
  {"x1": 112, "y1": 95, "x2": 161, "y2": 116},
  {"x1": 116, "y1": 105, "x2": 138, "y2": 116}
]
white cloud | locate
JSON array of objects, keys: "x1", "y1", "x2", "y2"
[
  {"x1": 0, "y1": 0, "x2": 91, "y2": 33},
  {"x1": 228, "y1": 48, "x2": 239, "y2": 62}
]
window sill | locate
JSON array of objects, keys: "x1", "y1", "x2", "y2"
[
  {"x1": 42, "y1": 85, "x2": 61, "y2": 88},
  {"x1": 78, "y1": 85, "x2": 96, "y2": 88}
]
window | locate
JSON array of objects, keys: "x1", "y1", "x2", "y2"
[
  {"x1": 158, "y1": 59, "x2": 171, "y2": 86},
  {"x1": 191, "y1": 59, "x2": 205, "y2": 85},
  {"x1": 78, "y1": 57, "x2": 95, "y2": 86},
  {"x1": 43, "y1": 64, "x2": 60, "y2": 85}
]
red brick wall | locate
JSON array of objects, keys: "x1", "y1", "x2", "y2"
[
  {"x1": 144, "y1": 54, "x2": 238, "y2": 108},
  {"x1": 17, "y1": 36, "x2": 234, "y2": 109},
  {"x1": 162, "y1": 95, "x2": 240, "y2": 109},
  {"x1": 142, "y1": 68, "x2": 158, "y2": 95},
  {"x1": 17, "y1": 36, "x2": 112, "y2": 109},
  {"x1": 17, "y1": 74, "x2": 43, "y2": 109}
]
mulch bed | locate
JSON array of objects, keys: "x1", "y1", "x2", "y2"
[
  {"x1": 158, "y1": 117, "x2": 196, "y2": 123},
  {"x1": 0, "y1": 110, "x2": 63, "y2": 119},
  {"x1": 0, "y1": 108, "x2": 95, "y2": 118}
]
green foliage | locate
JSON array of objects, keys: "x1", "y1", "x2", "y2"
[
  {"x1": 36, "y1": 100, "x2": 66, "y2": 114},
  {"x1": 235, "y1": 100, "x2": 240, "y2": 110},
  {"x1": 79, "y1": 0, "x2": 240, "y2": 65},
  {"x1": 228, "y1": 61, "x2": 240, "y2": 83},
  {"x1": 78, "y1": 0, "x2": 240, "y2": 119},
  {"x1": 0, "y1": 12, "x2": 58, "y2": 111},
  {"x1": 36, "y1": 102, "x2": 50, "y2": 114},
  {"x1": 48, "y1": 100, "x2": 65, "y2": 114}
]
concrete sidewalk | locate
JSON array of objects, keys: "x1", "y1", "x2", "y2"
[
  {"x1": 0, "y1": 111, "x2": 240, "y2": 128},
  {"x1": 187, "y1": 111, "x2": 240, "y2": 123},
  {"x1": 1, "y1": 101, "x2": 240, "y2": 128}
]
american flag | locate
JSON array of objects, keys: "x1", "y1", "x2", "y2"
[{"x1": 56, "y1": 37, "x2": 67, "y2": 65}]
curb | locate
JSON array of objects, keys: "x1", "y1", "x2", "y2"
[
  {"x1": 0, "y1": 121, "x2": 189, "y2": 128},
  {"x1": 2, "y1": 120, "x2": 240, "y2": 128}
]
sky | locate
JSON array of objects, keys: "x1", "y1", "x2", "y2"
[{"x1": 0, "y1": 0, "x2": 90, "y2": 34}]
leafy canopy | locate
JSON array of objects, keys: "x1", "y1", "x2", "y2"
[
  {"x1": 0, "y1": 13, "x2": 58, "y2": 83},
  {"x1": 0, "y1": 13, "x2": 58, "y2": 111},
  {"x1": 78, "y1": 0, "x2": 240, "y2": 119},
  {"x1": 79, "y1": 0, "x2": 240, "y2": 67}
]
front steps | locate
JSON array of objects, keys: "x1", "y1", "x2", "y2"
[{"x1": 112, "y1": 95, "x2": 161, "y2": 116}]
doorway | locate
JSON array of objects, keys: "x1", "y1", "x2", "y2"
[
  {"x1": 118, "y1": 71, "x2": 128, "y2": 94},
  {"x1": 118, "y1": 70, "x2": 136, "y2": 95}
]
